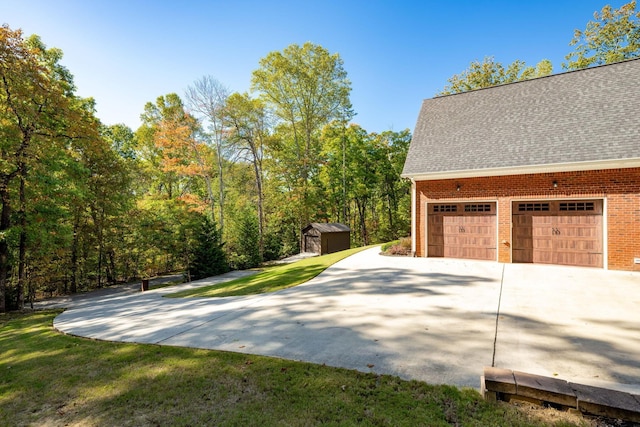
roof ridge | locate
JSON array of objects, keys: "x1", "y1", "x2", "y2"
[{"x1": 433, "y1": 56, "x2": 640, "y2": 100}]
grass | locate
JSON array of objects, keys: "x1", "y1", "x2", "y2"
[
  {"x1": 0, "y1": 310, "x2": 588, "y2": 426},
  {"x1": 168, "y1": 245, "x2": 374, "y2": 298}
]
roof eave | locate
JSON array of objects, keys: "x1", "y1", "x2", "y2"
[{"x1": 401, "y1": 158, "x2": 640, "y2": 181}]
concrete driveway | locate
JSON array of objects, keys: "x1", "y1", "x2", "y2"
[{"x1": 53, "y1": 247, "x2": 640, "y2": 393}]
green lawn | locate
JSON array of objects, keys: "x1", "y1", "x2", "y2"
[
  {"x1": 0, "y1": 311, "x2": 586, "y2": 426},
  {"x1": 168, "y1": 246, "x2": 373, "y2": 298}
]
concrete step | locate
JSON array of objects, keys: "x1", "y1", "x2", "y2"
[{"x1": 482, "y1": 367, "x2": 640, "y2": 423}]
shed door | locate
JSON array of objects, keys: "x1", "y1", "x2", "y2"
[
  {"x1": 512, "y1": 200, "x2": 603, "y2": 268},
  {"x1": 304, "y1": 235, "x2": 321, "y2": 254},
  {"x1": 428, "y1": 203, "x2": 496, "y2": 261}
]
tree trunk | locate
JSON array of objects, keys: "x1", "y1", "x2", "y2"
[
  {"x1": 356, "y1": 198, "x2": 369, "y2": 246},
  {"x1": 70, "y1": 211, "x2": 80, "y2": 293},
  {"x1": 17, "y1": 164, "x2": 27, "y2": 310},
  {"x1": 96, "y1": 210, "x2": 104, "y2": 289},
  {"x1": 107, "y1": 248, "x2": 116, "y2": 286},
  {"x1": 250, "y1": 150, "x2": 264, "y2": 259},
  {"x1": 217, "y1": 152, "x2": 225, "y2": 233},
  {"x1": 0, "y1": 182, "x2": 11, "y2": 313}
]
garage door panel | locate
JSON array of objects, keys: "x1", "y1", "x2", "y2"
[
  {"x1": 554, "y1": 251, "x2": 602, "y2": 268},
  {"x1": 512, "y1": 214, "x2": 532, "y2": 263},
  {"x1": 427, "y1": 215, "x2": 443, "y2": 246},
  {"x1": 512, "y1": 200, "x2": 603, "y2": 268},
  {"x1": 428, "y1": 203, "x2": 496, "y2": 261}
]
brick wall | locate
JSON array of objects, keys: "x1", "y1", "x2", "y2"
[{"x1": 414, "y1": 167, "x2": 640, "y2": 271}]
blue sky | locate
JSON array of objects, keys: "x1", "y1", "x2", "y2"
[{"x1": 3, "y1": 0, "x2": 614, "y2": 134}]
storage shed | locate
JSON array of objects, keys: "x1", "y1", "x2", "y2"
[{"x1": 302, "y1": 223, "x2": 351, "y2": 255}]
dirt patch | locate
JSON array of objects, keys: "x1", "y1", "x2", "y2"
[{"x1": 507, "y1": 401, "x2": 639, "y2": 427}]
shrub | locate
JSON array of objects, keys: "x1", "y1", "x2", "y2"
[{"x1": 382, "y1": 237, "x2": 412, "y2": 256}]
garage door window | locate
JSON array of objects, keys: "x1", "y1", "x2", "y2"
[
  {"x1": 464, "y1": 204, "x2": 492, "y2": 212},
  {"x1": 559, "y1": 201, "x2": 595, "y2": 211},
  {"x1": 433, "y1": 205, "x2": 457, "y2": 212},
  {"x1": 518, "y1": 203, "x2": 550, "y2": 212}
]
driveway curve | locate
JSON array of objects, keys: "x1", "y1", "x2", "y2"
[{"x1": 53, "y1": 247, "x2": 640, "y2": 392}]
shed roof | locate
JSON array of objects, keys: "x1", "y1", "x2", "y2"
[
  {"x1": 302, "y1": 223, "x2": 351, "y2": 233},
  {"x1": 402, "y1": 58, "x2": 640, "y2": 180}
]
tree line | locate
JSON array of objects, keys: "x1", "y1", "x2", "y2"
[
  {"x1": 0, "y1": 28, "x2": 411, "y2": 311},
  {"x1": 438, "y1": 1, "x2": 640, "y2": 94}
]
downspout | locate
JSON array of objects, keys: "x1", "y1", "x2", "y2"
[{"x1": 410, "y1": 178, "x2": 416, "y2": 257}]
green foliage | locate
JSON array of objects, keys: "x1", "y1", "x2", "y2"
[
  {"x1": 319, "y1": 123, "x2": 411, "y2": 246},
  {"x1": 0, "y1": 29, "x2": 409, "y2": 309},
  {"x1": 188, "y1": 215, "x2": 229, "y2": 281},
  {"x1": 252, "y1": 42, "x2": 354, "y2": 237},
  {"x1": 564, "y1": 0, "x2": 640, "y2": 69},
  {"x1": 0, "y1": 24, "x2": 119, "y2": 309},
  {"x1": 228, "y1": 208, "x2": 261, "y2": 270},
  {"x1": 438, "y1": 57, "x2": 553, "y2": 95},
  {"x1": 381, "y1": 237, "x2": 412, "y2": 256},
  {"x1": 380, "y1": 240, "x2": 399, "y2": 252},
  {"x1": 262, "y1": 229, "x2": 283, "y2": 262}
]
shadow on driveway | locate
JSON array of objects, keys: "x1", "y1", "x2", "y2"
[{"x1": 53, "y1": 248, "x2": 640, "y2": 393}]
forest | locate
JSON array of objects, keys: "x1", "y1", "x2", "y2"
[
  {"x1": 1, "y1": 0, "x2": 638, "y2": 312},
  {"x1": 0, "y1": 27, "x2": 411, "y2": 311}
]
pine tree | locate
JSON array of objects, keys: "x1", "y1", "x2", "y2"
[
  {"x1": 234, "y1": 209, "x2": 262, "y2": 270},
  {"x1": 188, "y1": 215, "x2": 228, "y2": 280}
]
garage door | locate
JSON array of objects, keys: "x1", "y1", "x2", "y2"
[
  {"x1": 427, "y1": 202, "x2": 497, "y2": 260},
  {"x1": 512, "y1": 200, "x2": 603, "y2": 268}
]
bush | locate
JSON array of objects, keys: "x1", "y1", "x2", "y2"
[
  {"x1": 382, "y1": 237, "x2": 412, "y2": 256},
  {"x1": 262, "y1": 230, "x2": 282, "y2": 262},
  {"x1": 381, "y1": 240, "x2": 399, "y2": 252}
]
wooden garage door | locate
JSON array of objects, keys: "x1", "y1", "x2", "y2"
[
  {"x1": 427, "y1": 203, "x2": 496, "y2": 260},
  {"x1": 512, "y1": 200, "x2": 603, "y2": 268}
]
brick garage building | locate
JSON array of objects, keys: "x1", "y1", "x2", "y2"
[{"x1": 402, "y1": 59, "x2": 640, "y2": 271}]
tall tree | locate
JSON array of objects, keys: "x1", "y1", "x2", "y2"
[
  {"x1": 185, "y1": 76, "x2": 229, "y2": 232},
  {"x1": 0, "y1": 25, "x2": 86, "y2": 311},
  {"x1": 252, "y1": 42, "x2": 353, "y2": 240},
  {"x1": 371, "y1": 129, "x2": 412, "y2": 241},
  {"x1": 564, "y1": 0, "x2": 640, "y2": 69},
  {"x1": 223, "y1": 92, "x2": 269, "y2": 256},
  {"x1": 437, "y1": 57, "x2": 553, "y2": 95},
  {"x1": 137, "y1": 93, "x2": 211, "y2": 208}
]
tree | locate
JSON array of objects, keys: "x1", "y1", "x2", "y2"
[
  {"x1": 187, "y1": 215, "x2": 228, "y2": 281},
  {"x1": 185, "y1": 76, "x2": 229, "y2": 232},
  {"x1": 135, "y1": 94, "x2": 218, "y2": 281},
  {"x1": 0, "y1": 25, "x2": 88, "y2": 311},
  {"x1": 318, "y1": 122, "x2": 411, "y2": 246},
  {"x1": 437, "y1": 57, "x2": 553, "y2": 95},
  {"x1": 228, "y1": 207, "x2": 261, "y2": 270},
  {"x1": 223, "y1": 92, "x2": 269, "y2": 256},
  {"x1": 371, "y1": 130, "x2": 412, "y2": 242},
  {"x1": 564, "y1": 1, "x2": 640, "y2": 69},
  {"x1": 251, "y1": 42, "x2": 353, "y2": 239},
  {"x1": 137, "y1": 93, "x2": 213, "y2": 210}
]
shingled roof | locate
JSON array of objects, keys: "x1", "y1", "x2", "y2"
[
  {"x1": 302, "y1": 223, "x2": 350, "y2": 233},
  {"x1": 402, "y1": 58, "x2": 640, "y2": 180}
]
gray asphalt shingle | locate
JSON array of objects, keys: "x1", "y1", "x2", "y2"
[
  {"x1": 402, "y1": 59, "x2": 640, "y2": 177},
  {"x1": 303, "y1": 223, "x2": 351, "y2": 233}
]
